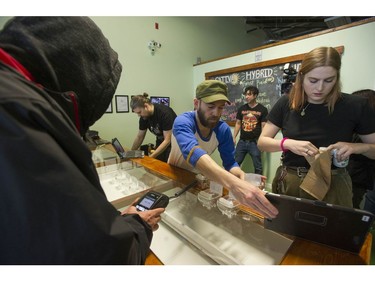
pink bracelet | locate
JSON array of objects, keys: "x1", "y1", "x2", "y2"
[{"x1": 280, "y1": 137, "x2": 289, "y2": 152}]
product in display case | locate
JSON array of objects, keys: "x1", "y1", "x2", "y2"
[
  {"x1": 216, "y1": 195, "x2": 240, "y2": 218},
  {"x1": 153, "y1": 189, "x2": 293, "y2": 265},
  {"x1": 195, "y1": 173, "x2": 210, "y2": 190},
  {"x1": 197, "y1": 189, "x2": 221, "y2": 210}
]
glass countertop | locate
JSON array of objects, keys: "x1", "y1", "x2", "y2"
[
  {"x1": 93, "y1": 146, "x2": 180, "y2": 209},
  {"x1": 97, "y1": 161, "x2": 172, "y2": 202},
  {"x1": 92, "y1": 146, "x2": 293, "y2": 264},
  {"x1": 158, "y1": 189, "x2": 293, "y2": 265}
]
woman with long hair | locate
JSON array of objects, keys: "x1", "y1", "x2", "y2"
[{"x1": 258, "y1": 47, "x2": 375, "y2": 207}]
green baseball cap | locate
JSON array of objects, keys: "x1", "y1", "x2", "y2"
[{"x1": 196, "y1": 80, "x2": 230, "y2": 104}]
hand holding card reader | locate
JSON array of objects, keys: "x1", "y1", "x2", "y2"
[{"x1": 135, "y1": 191, "x2": 169, "y2": 212}]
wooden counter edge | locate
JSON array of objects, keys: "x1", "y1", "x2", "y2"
[
  {"x1": 146, "y1": 233, "x2": 372, "y2": 265},
  {"x1": 145, "y1": 250, "x2": 163, "y2": 265},
  {"x1": 279, "y1": 232, "x2": 372, "y2": 265}
]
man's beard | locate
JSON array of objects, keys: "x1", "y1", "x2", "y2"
[
  {"x1": 197, "y1": 107, "x2": 219, "y2": 129},
  {"x1": 141, "y1": 113, "x2": 151, "y2": 120}
]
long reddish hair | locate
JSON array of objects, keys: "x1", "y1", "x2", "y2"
[{"x1": 289, "y1": 47, "x2": 342, "y2": 114}]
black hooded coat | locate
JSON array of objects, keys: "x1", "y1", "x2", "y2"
[{"x1": 0, "y1": 17, "x2": 152, "y2": 264}]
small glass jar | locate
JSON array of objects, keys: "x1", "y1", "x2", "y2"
[
  {"x1": 196, "y1": 173, "x2": 210, "y2": 190},
  {"x1": 197, "y1": 189, "x2": 221, "y2": 210},
  {"x1": 217, "y1": 195, "x2": 240, "y2": 219}
]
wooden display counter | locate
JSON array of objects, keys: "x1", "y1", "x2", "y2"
[
  {"x1": 131, "y1": 156, "x2": 372, "y2": 265},
  {"x1": 93, "y1": 145, "x2": 372, "y2": 265}
]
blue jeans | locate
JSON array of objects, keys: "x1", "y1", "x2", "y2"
[{"x1": 235, "y1": 139, "x2": 262, "y2": 174}]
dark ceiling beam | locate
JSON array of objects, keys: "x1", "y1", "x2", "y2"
[
  {"x1": 245, "y1": 16, "x2": 328, "y2": 25},
  {"x1": 278, "y1": 28, "x2": 326, "y2": 40},
  {"x1": 246, "y1": 25, "x2": 327, "y2": 34},
  {"x1": 245, "y1": 16, "x2": 374, "y2": 45},
  {"x1": 262, "y1": 24, "x2": 328, "y2": 29}
]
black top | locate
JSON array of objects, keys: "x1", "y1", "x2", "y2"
[
  {"x1": 139, "y1": 103, "x2": 177, "y2": 146},
  {"x1": 267, "y1": 93, "x2": 375, "y2": 167},
  {"x1": 347, "y1": 135, "x2": 375, "y2": 188}
]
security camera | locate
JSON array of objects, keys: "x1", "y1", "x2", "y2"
[{"x1": 148, "y1": 40, "x2": 159, "y2": 55}]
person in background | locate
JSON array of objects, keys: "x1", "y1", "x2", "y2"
[
  {"x1": 130, "y1": 93, "x2": 177, "y2": 162},
  {"x1": 168, "y1": 80, "x2": 278, "y2": 219},
  {"x1": 346, "y1": 89, "x2": 375, "y2": 212},
  {"x1": 258, "y1": 46, "x2": 375, "y2": 207},
  {"x1": 0, "y1": 17, "x2": 164, "y2": 264},
  {"x1": 233, "y1": 85, "x2": 268, "y2": 175},
  {"x1": 364, "y1": 174, "x2": 375, "y2": 215}
]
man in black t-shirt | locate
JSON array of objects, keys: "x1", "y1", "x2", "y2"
[
  {"x1": 131, "y1": 94, "x2": 177, "y2": 162},
  {"x1": 233, "y1": 86, "x2": 268, "y2": 174}
]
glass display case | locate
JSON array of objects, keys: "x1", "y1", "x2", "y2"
[
  {"x1": 91, "y1": 145, "x2": 371, "y2": 265},
  {"x1": 92, "y1": 145, "x2": 180, "y2": 209},
  {"x1": 153, "y1": 188, "x2": 293, "y2": 265},
  {"x1": 92, "y1": 145, "x2": 293, "y2": 265}
]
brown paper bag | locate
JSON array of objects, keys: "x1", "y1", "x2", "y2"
[{"x1": 300, "y1": 150, "x2": 332, "y2": 200}]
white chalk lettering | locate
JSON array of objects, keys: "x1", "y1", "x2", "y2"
[{"x1": 245, "y1": 68, "x2": 273, "y2": 80}]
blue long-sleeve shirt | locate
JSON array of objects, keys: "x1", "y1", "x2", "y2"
[{"x1": 168, "y1": 111, "x2": 239, "y2": 173}]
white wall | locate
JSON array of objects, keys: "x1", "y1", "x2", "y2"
[{"x1": 193, "y1": 20, "x2": 375, "y2": 186}]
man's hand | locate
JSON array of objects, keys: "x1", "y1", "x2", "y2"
[
  {"x1": 121, "y1": 198, "x2": 165, "y2": 231},
  {"x1": 229, "y1": 166, "x2": 245, "y2": 180},
  {"x1": 225, "y1": 177, "x2": 278, "y2": 219}
]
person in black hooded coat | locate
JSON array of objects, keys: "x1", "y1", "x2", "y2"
[{"x1": 0, "y1": 17, "x2": 164, "y2": 264}]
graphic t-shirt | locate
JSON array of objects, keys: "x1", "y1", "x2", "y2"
[{"x1": 236, "y1": 103, "x2": 268, "y2": 140}]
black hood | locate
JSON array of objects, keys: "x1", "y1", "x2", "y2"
[{"x1": 0, "y1": 16, "x2": 122, "y2": 135}]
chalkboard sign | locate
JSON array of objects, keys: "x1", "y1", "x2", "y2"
[{"x1": 205, "y1": 46, "x2": 344, "y2": 126}]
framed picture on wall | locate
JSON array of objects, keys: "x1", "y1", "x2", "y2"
[
  {"x1": 105, "y1": 101, "x2": 113, "y2": 113},
  {"x1": 115, "y1": 95, "x2": 129, "y2": 113},
  {"x1": 150, "y1": 96, "x2": 170, "y2": 107}
]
